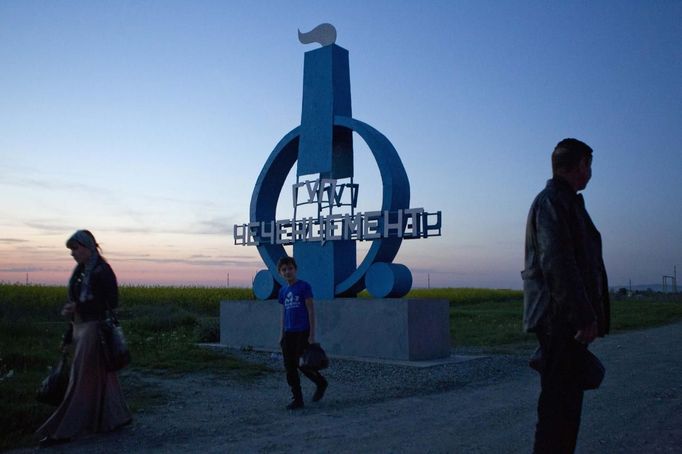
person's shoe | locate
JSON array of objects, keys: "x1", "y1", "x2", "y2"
[
  {"x1": 286, "y1": 398, "x2": 304, "y2": 410},
  {"x1": 39, "y1": 437, "x2": 70, "y2": 448},
  {"x1": 312, "y1": 379, "x2": 328, "y2": 402}
]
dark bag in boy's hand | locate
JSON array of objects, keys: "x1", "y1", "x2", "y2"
[
  {"x1": 36, "y1": 352, "x2": 70, "y2": 406},
  {"x1": 300, "y1": 343, "x2": 329, "y2": 371},
  {"x1": 99, "y1": 312, "x2": 131, "y2": 371}
]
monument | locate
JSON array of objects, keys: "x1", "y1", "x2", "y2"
[{"x1": 221, "y1": 24, "x2": 449, "y2": 361}]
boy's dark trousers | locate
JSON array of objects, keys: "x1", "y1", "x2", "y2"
[
  {"x1": 533, "y1": 331, "x2": 586, "y2": 454},
  {"x1": 280, "y1": 329, "x2": 325, "y2": 401}
]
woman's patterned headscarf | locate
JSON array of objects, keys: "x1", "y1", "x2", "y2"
[{"x1": 66, "y1": 230, "x2": 100, "y2": 303}]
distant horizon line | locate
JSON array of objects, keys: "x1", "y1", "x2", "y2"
[
  {"x1": 0, "y1": 281, "x2": 521, "y2": 291},
  {"x1": 2, "y1": 280, "x2": 676, "y2": 293}
]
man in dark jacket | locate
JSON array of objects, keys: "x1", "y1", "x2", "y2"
[{"x1": 522, "y1": 138, "x2": 610, "y2": 453}]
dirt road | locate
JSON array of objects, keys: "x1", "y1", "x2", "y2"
[{"x1": 14, "y1": 321, "x2": 681, "y2": 453}]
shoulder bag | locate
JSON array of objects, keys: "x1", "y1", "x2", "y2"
[{"x1": 99, "y1": 301, "x2": 131, "y2": 371}]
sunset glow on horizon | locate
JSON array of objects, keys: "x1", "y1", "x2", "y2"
[{"x1": 1, "y1": 1, "x2": 680, "y2": 289}]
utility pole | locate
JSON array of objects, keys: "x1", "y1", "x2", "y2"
[
  {"x1": 629, "y1": 278, "x2": 632, "y2": 293},
  {"x1": 227, "y1": 272, "x2": 230, "y2": 288},
  {"x1": 427, "y1": 273, "x2": 431, "y2": 289},
  {"x1": 26, "y1": 273, "x2": 28, "y2": 285},
  {"x1": 673, "y1": 265, "x2": 677, "y2": 293},
  {"x1": 662, "y1": 265, "x2": 678, "y2": 293}
]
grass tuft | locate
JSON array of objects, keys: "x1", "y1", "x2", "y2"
[{"x1": 195, "y1": 317, "x2": 220, "y2": 343}]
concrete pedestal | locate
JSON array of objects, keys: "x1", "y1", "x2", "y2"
[{"x1": 220, "y1": 298, "x2": 450, "y2": 361}]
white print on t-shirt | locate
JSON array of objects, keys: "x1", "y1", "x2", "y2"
[{"x1": 284, "y1": 291, "x2": 302, "y2": 309}]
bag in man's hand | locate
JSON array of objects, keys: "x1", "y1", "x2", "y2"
[
  {"x1": 529, "y1": 342, "x2": 605, "y2": 390},
  {"x1": 99, "y1": 312, "x2": 131, "y2": 371},
  {"x1": 300, "y1": 343, "x2": 329, "y2": 370},
  {"x1": 36, "y1": 352, "x2": 70, "y2": 406},
  {"x1": 578, "y1": 348, "x2": 605, "y2": 390}
]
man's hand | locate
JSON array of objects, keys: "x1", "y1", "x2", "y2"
[
  {"x1": 61, "y1": 302, "x2": 76, "y2": 316},
  {"x1": 575, "y1": 321, "x2": 598, "y2": 344},
  {"x1": 308, "y1": 334, "x2": 315, "y2": 344}
]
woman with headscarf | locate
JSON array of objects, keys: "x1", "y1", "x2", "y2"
[{"x1": 37, "y1": 230, "x2": 132, "y2": 447}]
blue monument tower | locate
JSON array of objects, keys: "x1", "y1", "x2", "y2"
[
  {"x1": 295, "y1": 40, "x2": 357, "y2": 300},
  {"x1": 235, "y1": 23, "x2": 441, "y2": 301},
  {"x1": 224, "y1": 25, "x2": 448, "y2": 361}
]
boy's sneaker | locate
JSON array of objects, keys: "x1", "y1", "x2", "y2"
[
  {"x1": 312, "y1": 379, "x2": 328, "y2": 402},
  {"x1": 286, "y1": 399, "x2": 304, "y2": 410}
]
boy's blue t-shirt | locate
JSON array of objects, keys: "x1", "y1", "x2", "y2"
[{"x1": 278, "y1": 280, "x2": 313, "y2": 332}]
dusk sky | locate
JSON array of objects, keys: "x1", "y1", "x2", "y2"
[{"x1": 1, "y1": 1, "x2": 680, "y2": 288}]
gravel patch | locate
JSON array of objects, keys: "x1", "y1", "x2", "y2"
[
  {"x1": 10, "y1": 323, "x2": 680, "y2": 453},
  {"x1": 230, "y1": 348, "x2": 531, "y2": 408}
]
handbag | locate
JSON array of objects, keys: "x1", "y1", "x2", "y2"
[
  {"x1": 36, "y1": 352, "x2": 70, "y2": 406},
  {"x1": 99, "y1": 303, "x2": 131, "y2": 372},
  {"x1": 529, "y1": 341, "x2": 605, "y2": 391},
  {"x1": 299, "y1": 342, "x2": 329, "y2": 371},
  {"x1": 578, "y1": 348, "x2": 605, "y2": 390}
]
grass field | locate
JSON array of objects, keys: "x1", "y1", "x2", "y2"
[
  {"x1": 0, "y1": 285, "x2": 263, "y2": 450},
  {"x1": 1, "y1": 284, "x2": 681, "y2": 450},
  {"x1": 439, "y1": 288, "x2": 682, "y2": 348}
]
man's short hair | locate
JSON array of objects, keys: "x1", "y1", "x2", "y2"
[
  {"x1": 552, "y1": 138, "x2": 593, "y2": 175},
  {"x1": 277, "y1": 256, "x2": 297, "y2": 271}
]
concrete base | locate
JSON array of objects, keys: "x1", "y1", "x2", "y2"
[{"x1": 220, "y1": 298, "x2": 450, "y2": 361}]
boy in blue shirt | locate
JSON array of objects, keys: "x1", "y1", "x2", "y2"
[{"x1": 277, "y1": 256, "x2": 328, "y2": 410}]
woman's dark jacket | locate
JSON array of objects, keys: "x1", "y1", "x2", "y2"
[
  {"x1": 63, "y1": 257, "x2": 118, "y2": 344},
  {"x1": 522, "y1": 177, "x2": 610, "y2": 336}
]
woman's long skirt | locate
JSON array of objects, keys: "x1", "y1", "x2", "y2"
[{"x1": 36, "y1": 320, "x2": 132, "y2": 439}]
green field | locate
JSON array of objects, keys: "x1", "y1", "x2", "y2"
[
  {"x1": 0, "y1": 285, "x2": 263, "y2": 450},
  {"x1": 438, "y1": 288, "x2": 682, "y2": 348},
  {"x1": 1, "y1": 284, "x2": 681, "y2": 450}
]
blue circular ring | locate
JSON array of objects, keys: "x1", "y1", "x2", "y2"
[{"x1": 249, "y1": 116, "x2": 410, "y2": 296}]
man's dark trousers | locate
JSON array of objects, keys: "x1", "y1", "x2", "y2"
[
  {"x1": 280, "y1": 329, "x2": 325, "y2": 400},
  {"x1": 533, "y1": 331, "x2": 587, "y2": 454}
]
